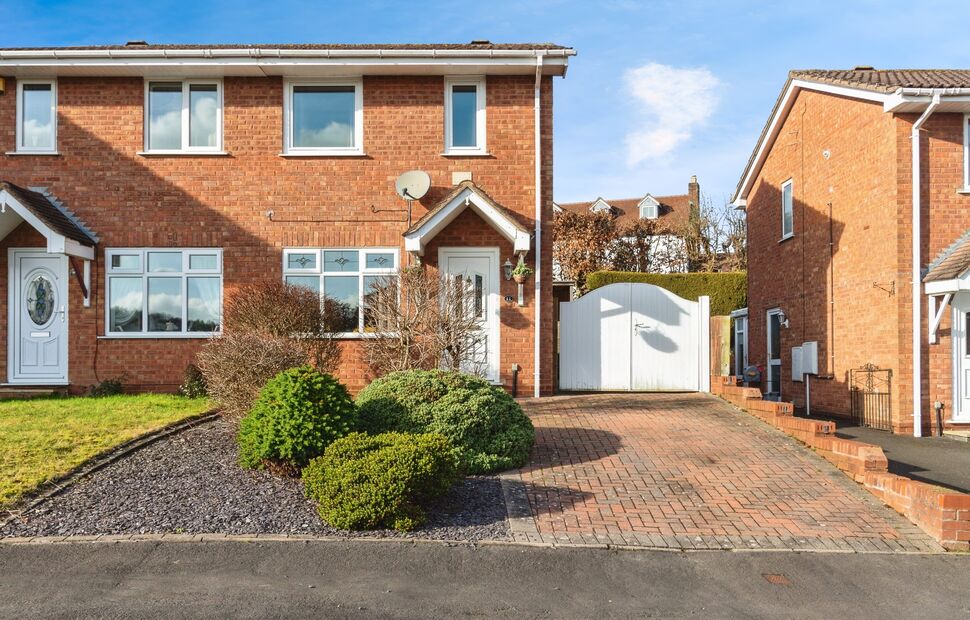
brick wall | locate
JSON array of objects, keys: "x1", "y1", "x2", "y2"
[
  {"x1": 746, "y1": 89, "x2": 899, "y2": 418},
  {"x1": 0, "y1": 74, "x2": 556, "y2": 394}
]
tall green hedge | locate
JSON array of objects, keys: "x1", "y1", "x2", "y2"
[{"x1": 584, "y1": 271, "x2": 746, "y2": 316}]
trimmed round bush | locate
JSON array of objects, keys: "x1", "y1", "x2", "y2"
[
  {"x1": 238, "y1": 365, "x2": 357, "y2": 470},
  {"x1": 302, "y1": 432, "x2": 460, "y2": 531},
  {"x1": 355, "y1": 370, "x2": 535, "y2": 474}
]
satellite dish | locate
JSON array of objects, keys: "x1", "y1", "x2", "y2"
[{"x1": 395, "y1": 170, "x2": 431, "y2": 201}]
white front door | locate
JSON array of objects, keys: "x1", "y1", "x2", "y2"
[
  {"x1": 439, "y1": 248, "x2": 500, "y2": 383},
  {"x1": 953, "y1": 293, "x2": 970, "y2": 422},
  {"x1": 9, "y1": 250, "x2": 68, "y2": 384}
]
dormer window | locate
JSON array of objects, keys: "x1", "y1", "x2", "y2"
[
  {"x1": 590, "y1": 198, "x2": 612, "y2": 213},
  {"x1": 638, "y1": 195, "x2": 660, "y2": 219}
]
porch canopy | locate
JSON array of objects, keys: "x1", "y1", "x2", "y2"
[
  {"x1": 924, "y1": 230, "x2": 970, "y2": 342},
  {"x1": 0, "y1": 181, "x2": 96, "y2": 260},
  {"x1": 403, "y1": 180, "x2": 531, "y2": 257}
]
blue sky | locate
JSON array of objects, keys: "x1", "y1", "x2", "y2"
[{"x1": 5, "y1": 0, "x2": 970, "y2": 204}]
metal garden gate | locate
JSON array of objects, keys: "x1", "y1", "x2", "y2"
[
  {"x1": 849, "y1": 364, "x2": 893, "y2": 431},
  {"x1": 557, "y1": 282, "x2": 710, "y2": 392}
]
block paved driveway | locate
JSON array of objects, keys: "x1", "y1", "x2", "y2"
[{"x1": 504, "y1": 393, "x2": 940, "y2": 553}]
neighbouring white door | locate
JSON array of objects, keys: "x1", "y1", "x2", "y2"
[
  {"x1": 734, "y1": 315, "x2": 748, "y2": 377},
  {"x1": 953, "y1": 293, "x2": 970, "y2": 422},
  {"x1": 766, "y1": 308, "x2": 783, "y2": 398},
  {"x1": 438, "y1": 248, "x2": 500, "y2": 383},
  {"x1": 9, "y1": 250, "x2": 68, "y2": 384}
]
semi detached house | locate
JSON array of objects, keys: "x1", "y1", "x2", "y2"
[
  {"x1": 735, "y1": 68, "x2": 970, "y2": 436},
  {"x1": 0, "y1": 42, "x2": 574, "y2": 396}
]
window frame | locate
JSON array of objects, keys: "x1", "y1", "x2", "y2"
[
  {"x1": 766, "y1": 308, "x2": 783, "y2": 397},
  {"x1": 780, "y1": 178, "x2": 794, "y2": 240},
  {"x1": 103, "y1": 248, "x2": 223, "y2": 338},
  {"x1": 142, "y1": 79, "x2": 224, "y2": 154},
  {"x1": 281, "y1": 247, "x2": 399, "y2": 337},
  {"x1": 282, "y1": 78, "x2": 364, "y2": 156},
  {"x1": 640, "y1": 203, "x2": 659, "y2": 219},
  {"x1": 15, "y1": 79, "x2": 57, "y2": 154},
  {"x1": 444, "y1": 76, "x2": 487, "y2": 156}
]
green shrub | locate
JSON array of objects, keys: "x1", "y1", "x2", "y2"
[
  {"x1": 238, "y1": 366, "x2": 357, "y2": 470},
  {"x1": 303, "y1": 432, "x2": 460, "y2": 531},
  {"x1": 356, "y1": 369, "x2": 534, "y2": 474},
  {"x1": 584, "y1": 271, "x2": 746, "y2": 316},
  {"x1": 179, "y1": 364, "x2": 208, "y2": 398}
]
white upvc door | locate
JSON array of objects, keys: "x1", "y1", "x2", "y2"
[
  {"x1": 734, "y1": 315, "x2": 748, "y2": 377},
  {"x1": 766, "y1": 308, "x2": 783, "y2": 398},
  {"x1": 952, "y1": 293, "x2": 970, "y2": 422},
  {"x1": 438, "y1": 247, "x2": 500, "y2": 383},
  {"x1": 8, "y1": 250, "x2": 69, "y2": 384}
]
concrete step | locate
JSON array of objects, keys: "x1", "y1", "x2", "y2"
[
  {"x1": 0, "y1": 386, "x2": 68, "y2": 400},
  {"x1": 942, "y1": 429, "x2": 970, "y2": 443}
]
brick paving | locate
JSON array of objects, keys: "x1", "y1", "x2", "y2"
[{"x1": 506, "y1": 393, "x2": 940, "y2": 552}]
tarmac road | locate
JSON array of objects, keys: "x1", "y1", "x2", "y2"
[{"x1": 1, "y1": 539, "x2": 968, "y2": 618}]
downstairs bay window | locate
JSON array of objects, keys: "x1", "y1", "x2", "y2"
[
  {"x1": 105, "y1": 249, "x2": 223, "y2": 336},
  {"x1": 282, "y1": 248, "x2": 398, "y2": 335}
]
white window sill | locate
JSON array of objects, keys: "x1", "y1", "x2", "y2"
[
  {"x1": 1, "y1": 381, "x2": 70, "y2": 386},
  {"x1": 5, "y1": 151, "x2": 60, "y2": 156},
  {"x1": 331, "y1": 332, "x2": 397, "y2": 339},
  {"x1": 779, "y1": 233, "x2": 794, "y2": 243},
  {"x1": 442, "y1": 150, "x2": 491, "y2": 157},
  {"x1": 279, "y1": 151, "x2": 366, "y2": 158},
  {"x1": 957, "y1": 187, "x2": 970, "y2": 195},
  {"x1": 137, "y1": 151, "x2": 230, "y2": 157},
  {"x1": 99, "y1": 333, "x2": 219, "y2": 340}
]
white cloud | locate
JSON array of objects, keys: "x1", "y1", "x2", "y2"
[
  {"x1": 297, "y1": 121, "x2": 354, "y2": 148},
  {"x1": 623, "y1": 63, "x2": 721, "y2": 166}
]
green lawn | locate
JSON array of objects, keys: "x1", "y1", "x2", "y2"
[{"x1": 0, "y1": 394, "x2": 211, "y2": 509}]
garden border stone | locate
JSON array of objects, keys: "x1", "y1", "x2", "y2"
[{"x1": 0, "y1": 410, "x2": 220, "y2": 529}]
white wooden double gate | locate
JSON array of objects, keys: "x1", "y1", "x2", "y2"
[{"x1": 559, "y1": 283, "x2": 710, "y2": 392}]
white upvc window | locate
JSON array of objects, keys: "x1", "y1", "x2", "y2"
[
  {"x1": 640, "y1": 203, "x2": 659, "y2": 219},
  {"x1": 444, "y1": 76, "x2": 486, "y2": 155},
  {"x1": 283, "y1": 78, "x2": 364, "y2": 156},
  {"x1": 781, "y1": 179, "x2": 794, "y2": 240},
  {"x1": 144, "y1": 80, "x2": 223, "y2": 153},
  {"x1": 963, "y1": 114, "x2": 970, "y2": 190},
  {"x1": 105, "y1": 248, "x2": 223, "y2": 337},
  {"x1": 15, "y1": 79, "x2": 57, "y2": 154},
  {"x1": 282, "y1": 248, "x2": 398, "y2": 336}
]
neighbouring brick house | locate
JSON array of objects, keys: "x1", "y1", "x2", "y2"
[
  {"x1": 0, "y1": 42, "x2": 574, "y2": 396},
  {"x1": 553, "y1": 175, "x2": 699, "y2": 284},
  {"x1": 734, "y1": 68, "x2": 970, "y2": 436}
]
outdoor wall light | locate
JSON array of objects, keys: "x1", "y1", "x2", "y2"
[{"x1": 503, "y1": 258, "x2": 513, "y2": 281}]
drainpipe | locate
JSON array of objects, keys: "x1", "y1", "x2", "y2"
[
  {"x1": 533, "y1": 53, "x2": 544, "y2": 398},
  {"x1": 911, "y1": 93, "x2": 940, "y2": 438}
]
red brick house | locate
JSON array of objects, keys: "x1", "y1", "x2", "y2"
[
  {"x1": 0, "y1": 42, "x2": 574, "y2": 396},
  {"x1": 734, "y1": 68, "x2": 970, "y2": 436}
]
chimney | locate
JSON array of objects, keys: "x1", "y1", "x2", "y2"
[{"x1": 688, "y1": 175, "x2": 700, "y2": 209}]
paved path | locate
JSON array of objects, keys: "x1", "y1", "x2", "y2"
[
  {"x1": 509, "y1": 393, "x2": 939, "y2": 552},
  {"x1": 1, "y1": 540, "x2": 967, "y2": 618},
  {"x1": 827, "y1": 418, "x2": 970, "y2": 493}
]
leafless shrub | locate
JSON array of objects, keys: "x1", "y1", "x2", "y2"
[
  {"x1": 197, "y1": 280, "x2": 342, "y2": 420},
  {"x1": 361, "y1": 266, "x2": 487, "y2": 377}
]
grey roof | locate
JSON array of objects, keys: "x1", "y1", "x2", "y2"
[
  {"x1": 0, "y1": 182, "x2": 96, "y2": 246},
  {"x1": 924, "y1": 229, "x2": 970, "y2": 282},
  {"x1": 0, "y1": 42, "x2": 571, "y2": 52},
  {"x1": 791, "y1": 69, "x2": 970, "y2": 93}
]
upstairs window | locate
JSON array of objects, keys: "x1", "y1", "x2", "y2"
[
  {"x1": 16, "y1": 80, "x2": 56, "y2": 153},
  {"x1": 640, "y1": 203, "x2": 659, "y2": 219},
  {"x1": 781, "y1": 179, "x2": 794, "y2": 239},
  {"x1": 284, "y1": 80, "x2": 363, "y2": 155},
  {"x1": 145, "y1": 80, "x2": 223, "y2": 153},
  {"x1": 444, "y1": 77, "x2": 486, "y2": 155}
]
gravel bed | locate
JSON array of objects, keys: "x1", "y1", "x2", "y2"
[{"x1": 0, "y1": 418, "x2": 511, "y2": 542}]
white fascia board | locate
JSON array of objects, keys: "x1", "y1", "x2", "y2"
[
  {"x1": 732, "y1": 79, "x2": 890, "y2": 205},
  {"x1": 638, "y1": 194, "x2": 660, "y2": 207},
  {"x1": 404, "y1": 188, "x2": 530, "y2": 256},
  {"x1": 924, "y1": 278, "x2": 969, "y2": 295}
]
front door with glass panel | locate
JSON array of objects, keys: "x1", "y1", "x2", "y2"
[
  {"x1": 439, "y1": 248, "x2": 500, "y2": 383},
  {"x1": 766, "y1": 309, "x2": 783, "y2": 399},
  {"x1": 953, "y1": 293, "x2": 970, "y2": 422},
  {"x1": 9, "y1": 251, "x2": 68, "y2": 383}
]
